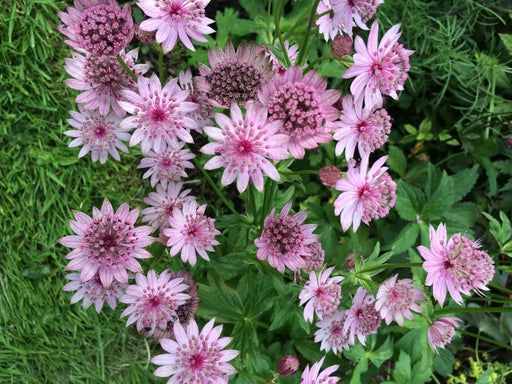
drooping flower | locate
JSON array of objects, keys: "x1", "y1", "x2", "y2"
[
  {"x1": 178, "y1": 68, "x2": 214, "y2": 131},
  {"x1": 164, "y1": 200, "x2": 220, "y2": 265},
  {"x1": 255, "y1": 202, "x2": 319, "y2": 273},
  {"x1": 375, "y1": 274, "x2": 425, "y2": 326},
  {"x1": 278, "y1": 355, "x2": 300, "y2": 376},
  {"x1": 333, "y1": 155, "x2": 396, "y2": 232},
  {"x1": 60, "y1": 200, "x2": 155, "y2": 287},
  {"x1": 314, "y1": 310, "x2": 351, "y2": 354},
  {"x1": 301, "y1": 357, "x2": 340, "y2": 384},
  {"x1": 299, "y1": 267, "x2": 344, "y2": 323},
  {"x1": 418, "y1": 223, "x2": 495, "y2": 306},
  {"x1": 120, "y1": 270, "x2": 190, "y2": 337},
  {"x1": 196, "y1": 42, "x2": 273, "y2": 108},
  {"x1": 319, "y1": 165, "x2": 343, "y2": 188},
  {"x1": 63, "y1": 272, "x2": 127, "y2": 313},
  {"x1": 65, "y1": 105, "x2": 130, "y2": 163},
  {"x1": 259, "y1": 66, "x2": 340, "y2": 159},
  {"x1": 301, "y1": 242, "x2": 325, "y2": 274},
  {"x1": 58, "y1": 0, "x2": 134, "y2": 57},
  {"x1": 333, "y1": 95, "x2": 391, "y2": 160},
  {"x1": 137, "y1": 0, "x2": 215, "y2": 53},
  {"x1": 428, "y1": 317, "x2": 463, "y2": 354},
  {"x1": 343, "y1": 22, "x2": 413, "y2": 107},
  {"x1": 265, "y1": 40, "x2": 300, "y2": 75},
  {"x1": 201, "y1": 103, "x2": 289, "y2": 193},
  {"x1": 331, "y1": 0, "x2": 382, "y2": 38},
  {"x1": 152, "y1": 318, "x2": 239, "y2": 383},
  {"x1": 343, "y1": 287, "x2": 381, "y2": 346},
  {"x1": 138, "y1": 141, "x2": 196, "y2": 187},
  {"x1": 65, "y1": 48, "x2": 149, "y2": 116}
]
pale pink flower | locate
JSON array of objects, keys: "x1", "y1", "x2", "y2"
[
  {"x1": 164, "y1": 200, "x2": 220, "y2": 265},
  {"x1": 319, "y1": 165, "x2": 343, "y2": 188},
  {"x1": 63, "y1": 272, "x2": 127, "y2": 313},
  {"x1": 331, "y1": 0, "x2": 382, "y2": 38},
  {"x1": 152, "y1": 318, "x2": 239, "y2": 383},
  {"x1": 259, "y1": 66, "x2": 340, "y2": 159},
  {"x1": 138, "y1": 141, "x2": 196, "y2": 187},
  {"x1": 418, "y1": 223, "x2": 495, "y2": 306},
  {"x1": 301, "y1": 242, "x2": 325, "y2": 274},
  {"x1": 120, "y1": 270, "x2": 190, "y2": 337},
  {"x1": 59, "y1": 200, "x2": 155, "y2": 287},
  {"x1": 316, "y1": 0, "x2": 344, "y2": 41},
  {"x1": 333, "y1": 155, "x2": 396, "y2": 232},
  {"x1": 301, "y1": 357, "x2": 339, "y2": 384},
  {"x1": 137, "y1": 0, "x2": 215, "y2": 53},
  {"x1": 58, "y1": 0, "x2": 134, "y2": 57},
  {"x1": 314, "y1": 310, "x2": 350, "y2": 354},
  {"x1": 65, "y1": 48, "x2": 149, "y2": 116},
  {"x1": 255, "y1": 202, "x2": 319, "y2": 273},
  {"x1": 343, "y1": 22, "x2": 413, "y2": 107},
  {"x1": 333, "y1": 95, "x2": 391, "y2": 160},
  {"x1": 201, "y1": 103, "x2": 289, "y2": 193},
  {"x1": 428, "y1": 317, "x2": 463, "y2": 354},
  {"x1": 265, "y1": 40, "x2": 300, "y2": 75},
  {"x1": 178, "y1": 68, "x2": 214, "y2": 131},
  {"x1": 299, "y1": 267, "x2": 344, "y2": 323},
  {"x1": 65, "y1": 105, "x2": 130, "y2": 163},
  {"x1": 344, "y1": 287, "x2": 380, "y2": 346},
  {"x1": 375, "y1": 274, "x2": 425, "y2": 326}
]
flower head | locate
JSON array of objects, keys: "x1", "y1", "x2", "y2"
[
  {"x1": 319, "y1": 165, "x2": 343, "y2": 188},
  {"x1": 344, "y1": 287, "x2": 381, "y2": 346},
  {"x1": 152, "y1": 318, "x2": 239, "y2": 383},
  {"x1": 418, "y1": 223, "x2": 495, "y2": 306},
  {"x1": 278, "y1": 355, "x2": 300, "y2": 376},
  {"x1": 201, "y1": 103, "x2": 289, "y2": 193},
  {"x1": 178, "y1": 68, "x2": 214, "y2": 131},
  {"x1": 301, "y1": 357, "x2": 339, "y2": 384},
  {"x1": 259, "y1": 66, "x2": 340, "y2": 159},
  {"x1": 331, "y1": 0, "x2": 382, "y2": 38},
  {"x1": 375, "y1": 274, "x2": 425, "y2": 326},
  {"x1": 314, "y1": 310, "x2": 350, "y2": 354},
  {"x1": 331, "y1": 35, "x2": 353, "y2": 57},
  {"x1": 428, "y1": 317, "x2": 463, "y2": 354},
  {"x1": 255, "y1": 202, "x2": 319, "y2": 273},
  {"x1": 301, "y1": 242, "x2": 325, "y2": 274},
  {"x1": 333, "y1": 155, "x2": 396, "y2": 232},
  {"x1": 60, "y1": 200, "x2": 154, "y2": 287}
]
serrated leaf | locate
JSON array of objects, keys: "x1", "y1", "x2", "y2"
[
  {"x1": 368, "y1": 337, "x2": 393, "y2": 368},
  {"x1": 482, "y1": 211, "x2": 512, "y2": 247},
  {"x1": 395, "y1": 181, "x2": 425, "y2": 221},
  {"x1": 197, "y1": 280, "x2": 243, "y2": 323},
  {"x1": 232, "y1": 319, "x2": 259, "y2": 356},
  {"x1": 389, "y1": 223, "x2": 419, "y2": 254},
  {"x1": 443, "y1": 202, "x2": 477, "y2": 232},
  {"x1": 500, "y1": 33, "x2": 512, "y2": 55},
  {"x1": 393, "y1": 351, "x2": 412, "y2": 383},
  {"x1": 433, "y1": 348, "x2": 455, "y2": 376},
  {"x1": 239, "y1": 0, "x2": 267, "y2": 18},
  {"x1": 421, "y1": 171, "x2": 454, "y2": 219},
  {"x1": 388, "y1": 145, "x2": 407, "y2": 177},
  {"x1": 451, "y1": 164, "x2": 479, "y2": 203}
]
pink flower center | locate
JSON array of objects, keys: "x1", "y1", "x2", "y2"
[
  {"x1": 85, "y1": 55, "x2": 134, "y2": 97},
  {"x1": 93, "y1": 125, "x2": 107, "y2": 138},
  {"x1": 161, "y1": 157, "x2": 174, "y2": 168},
  {"x1": 237, "y1": 139, "x2": 254, "y2": 156},
  {"x1": 189, "y1": 352, "x2": 205, "y2": 370},
  {"x1": 151, "y1": 108, "x2": 167, "y2": 123},
  {"x1": 80, "y1": 114, "x2": 119, "y2": 150}
]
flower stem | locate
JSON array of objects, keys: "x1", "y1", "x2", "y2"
[
  {"x1": 308, "y1": 54, "x2": 353, "y2": 69},
  {"x1": 460, "y1": 329, "x2": 512, "y2": 352},
  {"x1": 158, "y1": 46, "x2": 165, "y2": 83},
  {"x1": 274, "y1": 0, "x2": 291, "y2": 67},
  {"x1": 282, "y1": 9, "x2": 330, "y2": 43},
  {"x1": 357, "y1": 262, "x2": 423, "y2": 274},
  {"x1": 296, "y1": 0, "x2": 321, "y2": 67},
  {"x1": 116, "y1": 54, "x2": 137, "y2": 82},
  {"x1": 237, "y1": 370, "x2": 267, "y2": 383},
  {"x1": 294, "y1": 170, "x2": 320, "y2": 175},
  {"x1": 435, "y1": 306, "x2": 512, "y2": 315}
]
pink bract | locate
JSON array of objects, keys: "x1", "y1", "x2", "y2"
[
  {"x1": 301, "y1": 356, "x2": 340, "y2": 384},
  {"x1": 428, "y1": 317, "x2": 463, "y2": 354},
  {"x1": 178, "y1": 68, "x2": 214, "y2": 131},
  {"x1": 314, "y1": 310, "x2": 351, "y2": 354},
  {"x1": 343, "y1": 287, "x2": 381, "y2": 346}
]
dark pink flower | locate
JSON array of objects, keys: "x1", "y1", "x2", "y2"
[
  {"x1": 428, "y1": 317, "x2": 462, "y2": 354},
  {"x1": 301, "y1": 357, "x2": 339, "y2": 384},
  {"x1": 343, "y1": 287, "x2": 381, "y2": 346},
  {"x1": 301, "y1": 242, "x2": 325, "y2": 274},
  {"x1": 331, "y1": 35, "x2": 353, "y2": 57},
  {"x1": 314, "y1": 310, "x2": 351, "y2": 354},
  {"x1": 278, "y1": 355, "x2": 300, "y2": 376}
]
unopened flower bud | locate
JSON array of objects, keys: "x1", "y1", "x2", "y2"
[
  {"x1": 344, "y1": 252, "x2": 364, "y2": 271},
  {"x1": 278, "y1": 355, "x2": 299, "y2": 376},
  {"x1": 319, "y1": 165, "x2": 342, "y2": 188},
  {"x1": 331, "y1": 35, "x2": 353, "y2": 57}
]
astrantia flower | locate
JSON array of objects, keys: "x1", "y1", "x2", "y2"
[
  {"x1": 259, "y1": 66, "x2": 340, "y2": 159},
  {"x1": 331, "y1": 0, "x2": 382, "y2": 38},
  {"x1": 344, "y1": 287, "x2": 381, "y2": 346},
  {"x1": 196, "y1": 42, "x2": 273, "y2": 108},
  {"x1": 343, "y1": 22, "x2": 413, "y2": 107},
  {"x1": 333, "y1": 95, "x2": 391, "y2": 160},
  {"x1": 201, "y1": 103, "x2": 289, "y2": 193},
  {"x1": 314, "y1": 310, "x2": 350, "y2": 354},
  {"x1": 164, "y1": 200, "x2": 220, "y2": 265},
  {"x1": 65, "y1": 48, "x2": 149, "y2": 117},
  {"x1": 255, "y1": 202, "x2": 319, "y2": 273},
  {"x1": 137, "y1": 0, "x2": 215, "y2": 53},
  {"x1": 278, "y1": 355, "x2": 300, "y2": 376},
  {"x1": 299, "y1": 267, "x2": 344, "y2": 323},
  {"x1": 418, "y1": 223, "x2": 495, "y2": 306},
  {"x1": 138, "y1": 141, "x2": 196, "y2": 187},
  {"x1": 301, "y1": 242, "x2": 325, "y2": 274},
  {"x1": 428, "y1": 317, "x2": 462, "y2": 354},
  {"x1": 58, "y1": 0, "x2": 134, "y2": 57},
  {"x1": 178, "y1": 68, "x2": 214, "y2": 131},
  {"x1": 142, "y1": 182, "x2": 195, "y2": 230},
  {"x1": 152, "y1": 318, "x2": 239, "y2": 383},
  {"x1": 60, "y1": 200, "x2": 154, "y2": 287},
  {"x1": 301, "y1": 357, "x2": 340, "y2": 384},
  {"x1": 375, "y1": 274, "x2": 425, "y2": 326},
  {"x1": 331, "y1": 35, "x2": 353, "y2": 57},
  {"x1": 63, "y1": 272, "x2": 127, "y2": 313},
  {"x1": 265, "y1": 40, "x2": 300, "y2": 75},
  {"x1": 120, "y1": 73, "x2": 198, "y2": 153},
  {"x1": 319, "y1": 165, "x2": 343, "y2": 188},
  {"x1": 333, "y1": 155, "x2": 396, "y2": 232},
  {"x1": 65, "y1": 105, "x2": 130, "y2": 163},
  {"x1": 316, "y1": 0, "x2": 344, "y2": 41},
  {"x1": 120, "y1": 270, "x2": 190, "y2": 337}
]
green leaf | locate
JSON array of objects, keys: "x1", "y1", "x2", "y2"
[
  {"x1": 197, "y1": 279, "x2": 244, "y2": 323},
  {"x1": 232, "y1": 319, "x2": 259, "y2": 356},
  {"x1": 443, "y1": 202, "x2": 477, "y2": 233},
  {"x1": 421, "y1": 171, "x2": 454, "y2": 219},
  {"x1": 395, "y1": 180, "x2": 425, "y2": 221},
  {"x1": 393, "y1": 351, "x2": 412, "y2": 383},
  {"x1": 368, "y1": 337, "x2": 394, "y2": 368},
  {"x1": 239, "y1": 0, "x2": 267, "y2": 18},
  {"x1": 433, "y1": 348, "x2": 455, "y2": 376},
  {"x1": 482, "y1": 211, "x2": 512, "y2": 247},
  {"x1": 500, "y1": 33, "x2": 512, "y2": 56},
  {"x1": 404, "y1": 124, "x2": 418, "y2": 135},
  {"x1": 390, "y1": 223, "x2": 419, "y2": 254},
  {"x1": 388, "y1": 145, "x2": 407, "y2": 177},
  {"x1": 451, "y1": 164, "x2": 479, "y2": 203}
]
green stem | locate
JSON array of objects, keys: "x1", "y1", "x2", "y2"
[
  {"x1": 485, "y1": 66, "x2": 496, "y2": 140},
  {"x1": 282, "y1": 9, "x2": 330, "y2": 42},
  {"x1": 435, "y1": 306, "x2": 512, "y2": 315},
  {"x1": 357, "y1": 262, "x2": 423, "y2": 274},
  {"x1": 295, "y1": 170, "x2": 320, "y2": 175},
  {"x1": 274, "y1": 0, "x2": 291, "y2": 67},
  {"x1": 296, "y1": 0, "x2": 322, "y2": 67},
  {"x1": 158, "y1": 46, "x2": 165, "y2": 83},
  {"x1": 490, "y1": 282, "x2": 512, "y2": 294},
  {"x1": 431, "y1": 373, "x2": 442, "y2": 384},
  {"x1": 460, "y1": 329, "x2": 512, "y2": 352},
  {"x1": 237, "y1": 370, "x2": 267, "y2": 383},
  {"x1": 308, "y1": 54, "x2": 353, "y2": 69},
  {"x1": 116, "y1": 54, "x2": 137, "y2": 82},
  {"x1": 435, "y1": 151, "x2": 464, "y2": 167}
]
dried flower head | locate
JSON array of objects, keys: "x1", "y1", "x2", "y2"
[{"x1": 178, "y1": 68, "x2": 214, "y2": 131}]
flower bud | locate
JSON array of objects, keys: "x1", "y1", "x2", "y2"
[
  {"x1": 319, "y1": 165, "x2": 342, "y2": 188},
  {"x1": 278, "y1": 355, "x2": 299, "y2": 376},
  {"x1": 331, "y1": 35, "x2": 353, "y2": 57}
]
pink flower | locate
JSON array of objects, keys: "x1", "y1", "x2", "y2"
[
  {"x1": 301, "y1": 242, "x2": 325, "y2": 274},
  {"x1": 65, "y1": 48, "x2": 149, "y2": 117},
  {"x1": 137, "y1": 0, "x2": 215, "y2": 53},
  {"x1": 316, "y1": 0, "x2": 344, "y2": 41},
  {"x1": 343, "y1": 287, "x2": 381, "y2": 346},
  {"x1": 163, "y1": 200, "x2": 220, "y2": 265},
  {"x1": 314, "y1": 310, "x2": 350, "y2": 354},
  {"x1": 151, "y1": 318, "x2": 239, "y2": 383},
  {"x1": 418, "y1": 223, "x2": 495, "y2": 306},
  {"x1": 278, "y1": 355, "x2": 300, "y2": 376},
  {"x1": 301, "y1": 357, "x2": 339, "y2": 384},
  {"x1": 333, "y1": 95, "x2": 391, "y2": 160},
  {"x1": 375, "y1": 274, "x2": 425, "y2": 326},
  {"x1": 299, "y1": 267, "x2": 343, "y2": 323},
  {"x1": 59, "y1": 200, "x2": 155, "y2": 287},
  {"x1": 319, "y1": 165, "x2": 343, "y2": 188},
  {"x1": 119, "y1": 73, "x2": 198, "y2": 153},
  {"x1": 65, "y1": 105, "x2": 130, "y2": 163},
  {"x1": 201, "y1": 103, "x2": 289, "y2": 193},
  {"x1": 178, "y1": 68, "x2": 214, "y2": 131},
  {"x1": 259, "y1": 66, "x2": 340, "y2": 159},
  {"x1": 428, "y1": 317, "x2": 463, "y2": 354},
  {"x1": 264, "y1": 40, "x2": 300, "y2": 75},
  {"x1": 63, "y1": 272, "x2": 127, "y2": 313},
  {"x1": 331, "y1": 0, "x2": 382, "y2": 38},
  {"x1": 255, "y1": 202, "x2": 319, "y2": 273},
  {"x1": 58, "y1": 0, "x2": 134, "y2": 57},
  {"x1": 343, "y1": 22, "x2": 413, "y2": 107},
  {"x1": 120, "y1": 270, "x2": 190, "y2": 337},
  {"x1": 333, "y1": 155, "x2": 396, "y2": 232}
]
